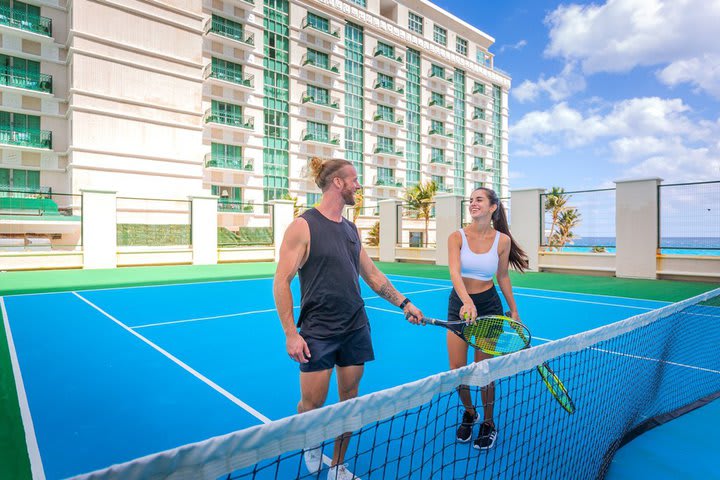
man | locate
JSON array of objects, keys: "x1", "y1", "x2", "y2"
[{"x1": 273, "y1": 158, "x2": 423, "y2": 480}]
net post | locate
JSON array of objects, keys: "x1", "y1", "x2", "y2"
[
  {"x1": 190, "y1": 195, "x2": 218, "y2": 265},
  {"x1": 81, "y1": 189, "x2": 117, "y2": 269}
]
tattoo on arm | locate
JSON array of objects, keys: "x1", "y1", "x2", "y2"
[{"x1": 378, "y1": 280, "x2": 401, "y2": 305}]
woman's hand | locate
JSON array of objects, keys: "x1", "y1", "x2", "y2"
[
  {"x1": 460, "y1": 301, "x2": 478, "y2": 323},
  {"x1": 505, "y1": 310, "x2": 520, "y2": 322}
]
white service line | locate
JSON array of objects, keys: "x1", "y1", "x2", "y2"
[
  {"x1": 591, "y1": 347, "x2": 720, "y2": 375},
  {"x1": 513, "y1": 292, "x2": 655, "y2": 310},
  {"x1": 1, "y1": 298, "x2": 46, "y2": 480},
  {"x1": 71, "y1": 292, "x2": 272, "y2": 424},
  {"x1": 133, "y1": 306, "x2": 299, "y2": 330}
]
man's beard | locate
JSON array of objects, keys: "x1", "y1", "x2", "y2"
[{"x1": 342, "y1": 187, "x2": 356, "y2": 206}]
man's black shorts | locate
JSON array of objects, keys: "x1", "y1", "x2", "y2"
[{"x1": 299, "y1": 324, "x2": 374, "y2": 373}]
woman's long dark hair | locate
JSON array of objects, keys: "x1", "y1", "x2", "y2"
[{"x1": 473, "y1": 187, "x2": 529, "y2": 272}]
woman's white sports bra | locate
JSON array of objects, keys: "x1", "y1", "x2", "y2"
[{"x1": 459, "y1": 229, "x2": 501, "y2": 281}]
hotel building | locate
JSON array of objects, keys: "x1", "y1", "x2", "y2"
[{"x1": 0, "y1": 0, "x2": 509, "y2": 248}]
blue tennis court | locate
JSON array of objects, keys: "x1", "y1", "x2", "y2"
[{"x1": 1, "y1": 274, "x2": 713, "y2": 479}]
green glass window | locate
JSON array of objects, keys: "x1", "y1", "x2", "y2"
[
  {"x1": 306, "y1": 12, "x2": 329, "y2": 33},
  {"x1": 306, "y1": 48, "x2": 329, "y2": 69},
  {"x1": 432, "y1": 175, "x2": 444, "y2": 187},
  {"x1": 377, "y1": 167, "x2": 393, "y2": 181},
  {"x1": 473, "y1": 106, "x2": 485, "y2": 119},
  {"x1": 430, "y1": 64, "x2": 445, "y2": 79},
  {"x1": 212, "y1": 185, "x2": 242, "y2": 201},
  {"x1": 431, "y1": 148, "x2": 444, "y2": 163},
  {"x1": 375, "y1": 41, "x2": 394, "y2": 58},
  {"x1": 306, "y1": 84, "x2": 329, "y2": 104},
  {"x1": 430, "y1": 92, "x2": 444, "y2": 105},
  {"x1": 344, "y1": 22, "x2": 364, "y2": 181},
  {"x1": 456, "y1": 37, "x2": 468, "y2": 56},
  {"x1": 0, "y1": 168, "x2": 39, "y2": 190},
  {"x1": 376, "y1": 104, "x2": 393, "y2": 122},
  {"x1": 306, "y1": 192, "x2": 321, "y2": 206},
  {"x1": 404, "y1": 48, "x2": 421, "y2": 186},
  {"x1": 211, "y1": 57, "x2": 244, "y2": 84},
  {"x1": 430, "y1": 120, "x2": 443, "y2": 133},
  {"x1": 408, "y1": 12, "x2": 423, "y2": 34},
  {"x1": 377, "y1": 136, "x2": 394, "y2": 152},
  {"x1": 306, "y1": 121, "x2": 329, "y2": 141},
  {"x1": 433, "y1": 25, "x2": 447, "y2": 46},
  {"x1": 376, "y1": 72, "x2": 394, "y2": 89},
  {"x1": 348, "y1": 0, "x2": 365, "y2": 6}
]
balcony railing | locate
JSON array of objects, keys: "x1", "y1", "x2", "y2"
[
  {"x1": 428, "y1": 128, "x2": 453, "y2": 138},
  {"x1": 430, "y1": 156, "x2": 451, "y2": 164},
  {"x1": 429, "y1": 99, "x2": 453, "y2": 111},
  {"x1": 207, "y1": 18, "x2": 254, "y2": 47},
  {"x1": 473, "y1": 84, "x2": 487, "y2": 95},
  {"x1": 301, "y1": 54, "x2": 340, "y2": 74},
  {"x1": 373, "y1": 144, "x2": 404, "y2": 157},
  {"x1": 373, "y1": 112, "x2": 404, "y2": 125},
  {"x1": 302, "y1": 130, "x2": 340, "y2": 145},
  {"x1": 373, "y1": 47, "x2": 403, "y2": 63},
  {"x1": 0, "y1": 127, "x2": 52, "y2": 149},
  {"x1": 204, "y1": 154, "x2": 253, "y2": 171},
  {"x1": 428, "y1": 68, "x2": 452, "y2": 82},
  {"x1": 472, "y1": 112, "x2": 486, "y2": 121},
  {"x1": 204, "y1": 65, "x2": 254, "y2": 89},
  {"x1": 218, "y1": 200, "x2": 255, "y2": 213},
  {"x1": 0, "y1": 66, "x2": 52, "y2": 93},
  {"x1": 301, "y1": 16, "x2": 340, "y2": 39},
  {"x1": 0, "y1": 6, "x2": 52, "y2": 37},
  {"x1": 373, "y1": 80, "x2": 404, "y2": 95},
  {"x1": 0, "y1": 185, "x2": 51, "y2": 197},
  {"x1": 374, "y1": 177, "x2": 404, "y2": 188},
  {"x1": 301, "y1": 92, "x2": 339, "y2": 109},
  {"x1": 205, "y1": 110, "x2": 254, "y2": 130}
]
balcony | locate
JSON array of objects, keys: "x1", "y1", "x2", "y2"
[
  {"x1": 302, "y1": 130, "x2": 340, "y2": 145},
  {"x1": 0, "y1": 127, "x2": 52, "y2": 149},
  {"x1": 0, "y1": 67, "x2": 52, "y2": 94},
  {"x1": 204, "y1": 153, "x2": 254, "y2": 172},
  {"x1": 373, "y1": 112, "x2": 404, "y2": 127},
  {"x1": 301, "y1": 54, "x2": 340, "y2": 75},
  {"x1": 430, "y1": 155, "x2": 452, "y2": 165},
  {"x1": 0, "y1": 7, "x2": 52, "y2": 37},
  {"x1": 373, "y1": 80, "x2": 404, "y2": 97},
  {"x1": 373, "y1": 144, "x2": 403, "y2": 157},
  {"x1": 429, "y1": 99, "x2": 453, "y2": 112},
  {"x1": 428, "y1": 128, "x2": 453, "y2": 138},
  {"x1": 203, "y1": 64, "x2": 254, "y2": 91},
  {"x1": 206, "y1": 18, "x2": 255, "y2": 50},
  {"x1": 373, "y1": 47, "x2": 403, "y2": 64},
  {"x1": 473, "y1": 83, "x2": 488, "y2": 96},
  {"x1": 428, "y1": 68, "x2": 452, "y2": 83},
  {"x1": 301, "y1": 92, "x2": 340, "y2": 111},
  {"x1": 204, "y1": 110, "x2": 254, "y2": 130},
  {"x1": 301, "y1": 16, "x2": 340, "y2": 41},
  {"x1": 217, "y1": 200, "x2": 255, "y2": 213},
  {"x1": 374, "y1": 177, "x2": 404, "y2": 188}
]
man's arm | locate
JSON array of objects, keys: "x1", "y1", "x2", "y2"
[
  {"x1": 358, "y1": 247, "x2": 423, "y2": 324},
  {"x1": 273, "y1": 218, "x2": 311, "y2": 362}
]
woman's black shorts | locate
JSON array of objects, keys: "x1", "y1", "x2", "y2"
[{"x1": 446, "y1": 287, "x2": 504, "y2": 336}]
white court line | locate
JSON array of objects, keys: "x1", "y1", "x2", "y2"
[
  {"x1": 72, "y1": 292, "x2": 340, "y2": 470},
  {"x1": 1, "y1": 298, "x2": 45, "y2": 480},
  {"x1": 133, "y1": 306, "x2": 299, "y2": 330},
  {"x1": 385, "y1": 273, "x2": 675, "y2": 304},
  {"x1": 71, "y1": 292, "x2": 272, "y2": 424}
]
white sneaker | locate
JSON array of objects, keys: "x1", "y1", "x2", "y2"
[
  {"x1": 327, "y1": 464, "x2": 361, "y2": 480},
  {"x1": 303, "y1": 446, "x2": 323, "y2": 474}
]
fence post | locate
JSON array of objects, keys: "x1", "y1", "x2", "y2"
[
  {"x1": 270, "y1": 199, "x2": 296, "y2": 262},
  {"x1": 81, "y1": 189, "x2": 117, "y2": 269},
  {"x1": 191, "y1": 195, "x2": 218, "y2": 265},
  {"x1": 615, "y1": 178, "x2": 662, "y2": 279},
  {"x1": 379, "y1": 198, "x2": 401, "y2": 263},
  {"x1": 509, "y1": 188, "x2": 544, "y2": 272},
  {"x1": 435, "y1": 194, "x2": 463, "y2": 266}
]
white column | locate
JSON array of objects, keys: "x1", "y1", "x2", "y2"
[
  {"x1": 82, "y1": 189, "x2": 117, "y2": 269},
  {"x1": 615, "y1": 178, "x2": 662, "y2": 279},
  {"x1": 379, "y1": 198, "x2": 401, "y2": 263},
  {"x1": 435, "y1": 194, "x2": 463, "y2": 266},
  {"x1": 270, "y1": 199, "x2": 296, "y2": 261},
  {"x1": 191, "y1": 195, "x2": 218, "y2": 265},
  {"x1": 509, "y1": 188, "x2": 544, "y2": 272}
]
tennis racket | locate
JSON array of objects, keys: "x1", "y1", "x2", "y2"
[
  {"x1": 420, "y1": 315, "x2": 532, "y2": 356},
  {"x1": 504, "y1": 311, "x2": 576, "y2": 414}
]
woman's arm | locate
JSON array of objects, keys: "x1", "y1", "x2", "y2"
[
  {"x1": 495, "y1": 234, "x2": 520, "y2": 320},
  {"x1": 448, "y1": 231, "x2": 477, "y2": 321}
]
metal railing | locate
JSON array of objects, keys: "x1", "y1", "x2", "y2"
[{"x1": 658, "y1": 180, "x2": 720, "y2": 254}]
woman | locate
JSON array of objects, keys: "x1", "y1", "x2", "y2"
[{"x1": 447, "y1": 187, "x2": 528, "y2": 450}]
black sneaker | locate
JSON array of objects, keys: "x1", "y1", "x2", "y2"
[
  {"x1": 456, "y1": 410, "x2": 478, "y2": 442},
  {"x1": 473, "y1": 421, "x2": 497, "y2": 450}
]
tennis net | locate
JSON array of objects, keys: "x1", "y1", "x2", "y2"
[{"x1": 73, "y1": 288, "x2": 720, "y2": 480}]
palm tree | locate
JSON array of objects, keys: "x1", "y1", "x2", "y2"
[
  {"x1": 353, "y1": 189, "x2": 364, "y2": 223},
  {"x1": 366, "y1": 221, "x2": 380, "y2": 246},
  {"x1": 544, "y1": 187, "x2": 568, "y2": 247},
  {"x1": 552, "y1": 208, "x2": 581, "y2": 248},
  {"x1": 281, "y1": 193, "x2": 300, "y2": 217},
  {"x1": 403, "y1": 180, "x2": 437, "y2": 247}
]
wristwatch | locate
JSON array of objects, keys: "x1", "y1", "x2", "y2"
[{"x1": 399, "y1": 298, "x2": 411, "y2": 310}]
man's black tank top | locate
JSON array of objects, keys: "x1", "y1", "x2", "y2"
[{"x1": 297, "y1": 208, "x2": 368, "y2": 338}]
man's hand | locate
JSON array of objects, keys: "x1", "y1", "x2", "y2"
[
  {"x1": 403, "y1": 302, "x2": 424, "y2": 325},
  {"x1": 286, "y1": 332, "x2": 311, "y2": 363}
]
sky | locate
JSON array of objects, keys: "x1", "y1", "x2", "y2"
[{"x1": 432, "y1": 0, "x2": 720, "y2": 191}]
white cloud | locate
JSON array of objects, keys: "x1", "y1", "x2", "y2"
[
  {"x1": 511, "y1": 96, "x2": 720, "y2": 182},
  {"x1": 544, "y1": 0, "x2": 720, "y2": 97},
  {"x1": 511, "y1": 63, "x2": 587, "y2": 103},
  {"x1": 499, "y1": 39, "x2": 528, "y2": 53}
]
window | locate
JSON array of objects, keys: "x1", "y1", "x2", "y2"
[
  {"x1": 473, "y1": 157, "x2": 484, "y2": 170},
  {"x1": 306, "y1": 84, "x2": 329, "y2": 104},
  {"x1": 377, "y1": 136, "x2": 395, "y2": 152},
  {"x1": 375, "y1": 41, "x2": 395, "y2": 59},
  {"x1": 408, "y1": 12, "x2": 423, "y2": 34},
  {"x1": 212, "y1": 185, "x2": 242, "y2": 202},
  {"x1": 409, "y1": 231, "x2": 424, "y2": 248},
  {"x1": 348, "y1": 0, "x2": 366, "y2": 6},
  {"x1": 430, "y1": 64, "x2": 445, "y2": 79},
  {"x1": 0, "y1": 168, "x2": 40, "y2": 192},
  {"x1": 432, "y1": 175, "x2": 445, "y2": 188},
  {"x1": 430, "y1": 147, "x2": 444, "y2": 163},
  {"x1": 433, "y1": 25, "x2": 446, "y2": 46},
  {"x1": 306, "y1": 48, "x2": 329, "y2": 69},
  {"x1": 473, "y1": 107, "x2": 484, "y2": 120},
  {"x1": 306, "y1": 12, "x2": 329, "y2": 33},
  {"x1": 306, "y1": 193, "x2": 321, "y2": 206},
  {"x1": 473, "y1": 81, "x2": 485, "y2": 94},
  {"x1": 376, "y1": 72, "x2": 394, "y2": 89},
  {"x1": 377, "y1": 167, "x2": 393, "y2": 184},
  {"x1": 430, "y1": 119, "x2": 444, "y2": 133},
  {"x1": 456, "y1": 37, "x2": 468, "y2": 56},
  {"x1": 476, "y1": 49, "x2": 489, "y2": 66},
  {"x1": 376, "y1": 104, "x2": 394, "y2": 122},
  {"x1": 306, "y1": 121, "x2": 329, "y2": 142},
  {"x1": 430, "y1": 91, "x2": 444, "y2": 106}
]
